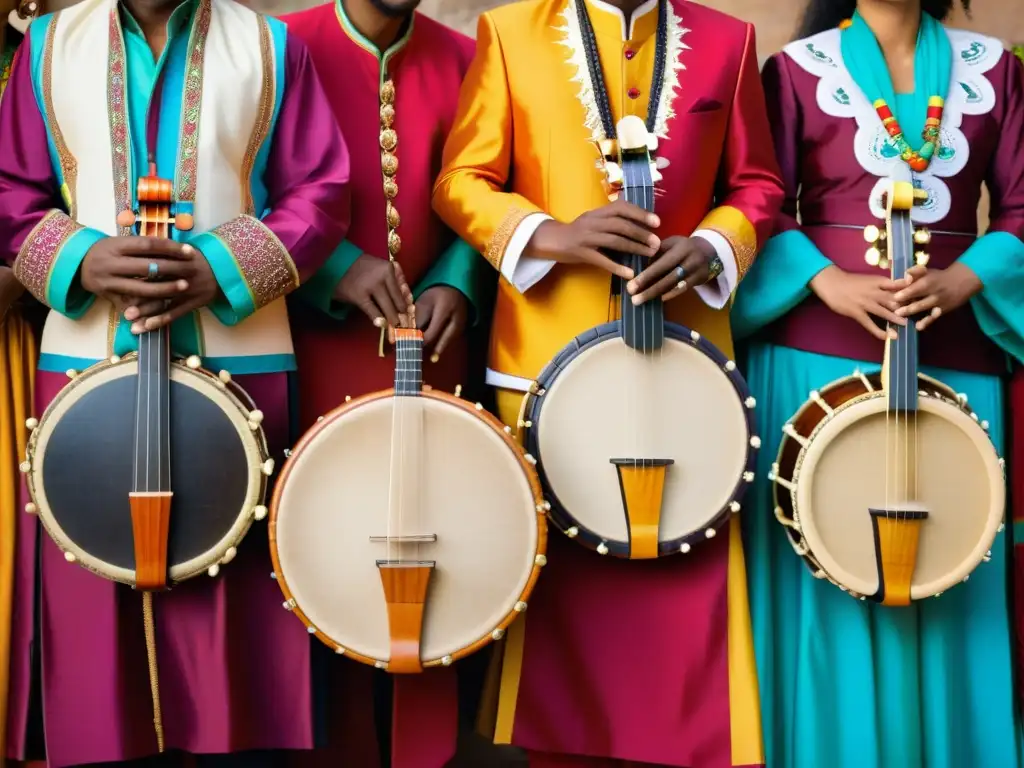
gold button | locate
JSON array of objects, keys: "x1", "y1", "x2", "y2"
[
  {"x1": 388, "y1": 230, "x2": 402, "y2": 256},
  {"x1": 381, "y1": 152, "x2": 399, "y2": 176},
  {"x1": 387, "y1": 202, "x2": 401, "y2": 229},
  {"x1": 384, "y1": 179, "x2": 398, "y2": 199},
  {"x1": 380, "y1": 79, "x2": 395, "y2": 105},
  {"x1": 380, "y1": 103, "x2": 395, "y2": 128},
  {"x1": 380, "y1": 129, "x2": 398, "y2": 152}
]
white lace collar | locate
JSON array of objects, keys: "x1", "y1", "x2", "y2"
[{"x1": 783, "y1": 26, "x2": 1002, "y2": 224}]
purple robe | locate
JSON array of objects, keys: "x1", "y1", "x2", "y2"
[{"x1": 0, "y1": 13, "x2": 352, "y2": 766}]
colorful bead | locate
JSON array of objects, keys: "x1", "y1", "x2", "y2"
[
  {"x1": 871, "y1": 95, "x2": 945, "y2": 172},
  {"x1": 839, "y1": 18, "x2": 854, "y2": 29}
]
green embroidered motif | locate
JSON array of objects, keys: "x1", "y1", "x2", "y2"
[
  {"x1": 961, "y1": 42, "x2": 985, "y2": 64},
  {"x1": 833, "y1": 87, "x2": 851, "y2": 105},
  {"x1": 937, "y1": 145, "x2": 955, "y2": 161},
  {"x1": 958, "y1": 81, "x2": 982, "y2": 103},
  {"x1": 879, "y1": 141, "x2": 900, "y2": 158},
  {"x1": 806, "y1": 43, "x2": 835, "y2": 66}
]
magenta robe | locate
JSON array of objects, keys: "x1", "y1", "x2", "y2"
[
  {"x1": 281, "y1": 6, "x2": 476, "y2": 768},
  {"x1": 0, "y1": 20, "x2": 352, "y2": 768}
]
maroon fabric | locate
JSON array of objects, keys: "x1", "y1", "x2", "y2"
[
  {"x1": 1012, "y1": 368, "x2": 1024, "y2": 715},
  {"x1": 757, "y1": 50, "x2": 1024, "y2": 373},
  {"x1": 510, "y1": 534, "x2": 732, "y2": 767},
  {"x1": 281, "y1": 7, "x2": 476, "y2": 768}
]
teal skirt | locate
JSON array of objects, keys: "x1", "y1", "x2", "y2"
[{"x1": 744, "y1": 342, "x2": 1021, "y2": 768}]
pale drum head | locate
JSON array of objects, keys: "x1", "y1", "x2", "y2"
[
  {"x1": 795, "y1": 394, "x2": 1005, "y2": 598},
  {"x1": 536, "y1": 335, "x2": 750, "y2": 544},
  {"x1": 271, "y1": 391, "x2": 542, "y2": 665},
  {"x1": 28, "y1": 359, "x2": 266, "y2": 584}
]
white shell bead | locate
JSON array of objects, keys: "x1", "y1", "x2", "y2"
[
  {"x1": 535, "y1": 554, "x2": 547, "y2": 566},
  {"x1": 441, "y1": 655, "x2": 454, "y2": 666},
  {"x1": 25, "y1": 417, "x2": 38, "y2": 430},
  {"x1": 64, "y1": 551, "x2": 76, "y2": 563},
  {"x1": 492, "y1": 628, "x2": 505, "y2": 640},
  {"x1": 208, "y1": 564, "x2": 220, "y2": 577},
  {"x1": 514, "y1": 601, "x2": 527, "y2": 612},
  {"x1": 596, "y1": 542, "x2": 609, "y2": 555},
  {"x1": 24, "y1": 502, "x2": 37, "y2": 514},
  {"x1": 185, "y1": 355, "x2": 201, "y2": 369},
  {"x1": 253, "y1": 505, "x2": 268, "y2": 521},
  {"x1": 680, "y1": 543, "x2": 691, "y2": 554},
  {"x1": 222, "y1": 547, "x2": 237, "y2": 564},
  {"x1": 705, "y1": 528, "x2": 716, "y2": 539},
  {"x1": 567, "y1": 527, "x2": 578, "y2": 538}
]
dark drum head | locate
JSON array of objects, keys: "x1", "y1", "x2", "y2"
[{"x1": 42, "y1": 373, "x2": 251, "y2": 573}]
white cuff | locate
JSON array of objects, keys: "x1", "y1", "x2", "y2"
[
  {"x1": 500, "y1": 213, "x2": 555, "y2": 293},
  {"x1": 691, "y1": 229, "x2": 737, "y2": 310}
]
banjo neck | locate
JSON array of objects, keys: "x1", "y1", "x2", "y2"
[
  {"x1": 613, "y1": 116, "x2": 663, "y2": 353},
  {"x1": 127, "y1": 166, "x2": 180, "y2": 592}
]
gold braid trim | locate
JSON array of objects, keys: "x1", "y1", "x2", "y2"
[
  {"x1": 486, "y1": 207, "x2": 535, "y2": 271},
  {"x1": 697, "y1": 205, "x2": 758, "y2": 281}
]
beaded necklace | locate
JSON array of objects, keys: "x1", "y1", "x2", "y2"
[
  {"x1": 575, "y1": 0, "x2": 669, "y2": 138},
  {"x1": 839, "y1": 15, "x2": 946, "y2": 173}
]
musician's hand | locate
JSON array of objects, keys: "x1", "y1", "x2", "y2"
[
  {"x1": 526, "y1": 200, "x2": 661, "y2": 279},
  {"x1": 80, "y1": 237, "x2": 193, "y2": 306},
  {"x1": 416, "y1": 286, "x2": 468, "y2": 361},
  {"x1": 0, "y1": 265, "x2": 25, "y2": 322},
  {"x1": 333, "y1": 254, "x2": 411, "y2": 329},
  {"x1": 626, "y1": 235, "x2": 717, "y2": 304},
  {"x1": 122, "y1": 246, "x2": 219, "y2": 333},
  {"x1": 885, "y1": 263, "x2": 983, "y2": 331},
  {"x1": 810, "y1": 265, "x2": 906, "y2": 341}
]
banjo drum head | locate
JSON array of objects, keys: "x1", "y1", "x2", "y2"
[
  {"x1": 529, "y1": 323, "x2": 755, "y2": 554},
  {"x1": 28, "y1": 359, "x2": 267, "y2": 584},
  {"x1": 271, "y1": 390, "x2": 543, "y2": 665},
  {"x1": 795, "y1": 393, "x2": 1005, "y2": 599}
]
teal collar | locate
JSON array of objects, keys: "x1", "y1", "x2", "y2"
[
  {"x1": 119, "y1": 0, "x2": 198, "y2": 42},
  {"x1": 333, "y1": 0, "x2": 414, "y2": 81}
]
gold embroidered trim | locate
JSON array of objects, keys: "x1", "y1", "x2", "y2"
[
  {"x1": 486, "y1": 207, "x2": 535, "y2": 270},
  {"x1": 13, "y1": 210, "x2": 81, "y2": 305},
  {"x1": 210, "y1": 214, "x2": 299, "y2": 309},
  {"x1": 106, "y1": 9, "x2": 133, "y2": 235},
  {"x1": 240, "y1": 16, "x2": 275, "y2": 216},
  {"x1": 175, "y1": 0, "x2": 213, "y2": 205},
  {"x1": 42, "y1": 12, "x2": 79, "y2": 219},
  {"x1": 699, "y1": 205, "x2": 758, "y2": 280}
]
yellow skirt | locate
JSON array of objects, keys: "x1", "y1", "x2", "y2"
[{"x1": 0, "y1": 309, "x2": 37, "y2": 761}]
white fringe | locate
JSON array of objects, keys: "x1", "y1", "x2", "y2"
[{"x1": 553, "y1": 0, "x2": 688, "y2": 143}]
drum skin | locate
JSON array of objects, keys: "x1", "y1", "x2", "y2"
[
  {"x1": 523, "y1": 321, "x2": 757, "y2": 557},
  {"x1": 773, "y1": 371, "x2": 1006, "y2": 600},
  {"x1": 24, "y1": 356, "x2": 269, "y2": 585},
  {"x1": 269, "y1": 389, "x2": 546, "y2": 668}
]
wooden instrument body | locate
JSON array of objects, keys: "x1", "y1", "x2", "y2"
[
  {"x1": 24, "y1": 353, "x2": 270, "y2": 586},
  {"x1": 269, "y1": 387, "x2": 546, "y2": 669},
  {"x1": 771, "y1": 370, "x2": 1005, "y2": 600},
  {"x1": 522, "y1": 320, "x2": 757, "y2": 558}
]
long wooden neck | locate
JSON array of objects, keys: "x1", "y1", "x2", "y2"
[
  {"x1": 883, "y1": 206, "x2": 919, "y2": 414},
  {"x1": 618, "y1": 151, "x2": 662, "y2": 352}
]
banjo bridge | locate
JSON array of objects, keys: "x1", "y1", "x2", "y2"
[
  {"x1": 369, "y1": 534, "x2": 437, "y2": 543},
  {"x1": 610, "y1": 459, "x2": 674, "y2": 560},
  {"x1": 868, "y1": 507, "x2": 930, "y2": 607},
  {"x1": 376, "y1": 560, "x2": 437, "y2": 674}
]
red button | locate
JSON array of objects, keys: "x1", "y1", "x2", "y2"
[
  {"x1": 624, "y1": 48, "x2": 636, "y2": 60},
  {"x1": 627, "y1": 87, "x2": 641, "y2": 99}
]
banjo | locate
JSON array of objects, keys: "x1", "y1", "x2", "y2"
[
  {"x1": 769, "y1": 177, "x2": 1006, "y2": 604},
  {"x1": 20, "y1": 166, "x2": 272, "y2": 748},
  {"x1": 269, "y1": 314, "x2": 546, "y2": 672},
  {"x1": 519, "y1": 115, "x2": 758, "y2": 560}
]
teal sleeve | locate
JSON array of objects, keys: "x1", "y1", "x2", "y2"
[
  {"x1": 46, "y1": 226, "x2": 103, "y2": 319},
  {"x1": 412, "y1": 238, "x2": 484, "y2": 326},
  {"x1": 187, "y1": 230, "x2": 257, "y2": 326},
  {"x1": 731, "y1": 229, "x2": 833, "y2": 339},
  {"x1": 962, "y1": 231, "x2": 1024, "y2": 364},
  {"x1": 292, "y1": 239, "x2": 363, "y2": 320}
]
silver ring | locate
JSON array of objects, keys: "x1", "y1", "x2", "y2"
[
  {"x1": 147, "y1": 262, "x2": 159, "y2": 280},
  {"x1": 674, "y1": 265, "x2": 686, "y2": 290}
]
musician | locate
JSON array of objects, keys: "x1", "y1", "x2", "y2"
[
  {"x1": 433, "y1": 0, "x2": 783, "y2": 764},
  {"x1": 281, "y1": 0, "x2": 482, "y2": 765},
  {"x1": 0, "y1": 0, "x2": 351, "y2": 762},
  {"x1": 732, "y1": 0, "x2": 1024, "y2": 765},
  {"x1": 0, "y1": 0, "x2": 41, "y2": 759}
]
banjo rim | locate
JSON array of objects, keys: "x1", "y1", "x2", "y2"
[
  {"x1": 775, "y1": 377, "x2": 1004, "y2": 599},
  {"x1": 522, "y1": 319, "x2": 757, "y2": 558},
  {"x1": 269, "y1": 387, "x2": 548, "y2": 669},
  {"x1": 24, "y1": 354, "x2": 270, "y2": 586}
]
